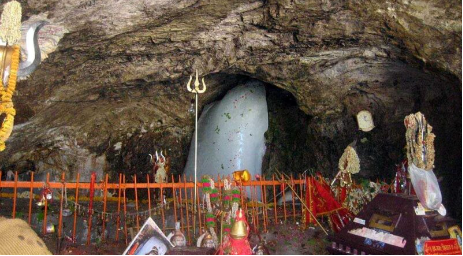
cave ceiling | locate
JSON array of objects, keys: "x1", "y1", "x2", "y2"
[{"x1": 0, "y1": 0, "x2": 460, "y2": 187}]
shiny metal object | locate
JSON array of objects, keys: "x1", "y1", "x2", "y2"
[
  {"x1": 230, "y1": 220, "x2": 247, "y2": 239},
  {"x1": 185, "y1": 69, "x2": 207, "y2": 235},
  {"x1": 17, "y1": 21, "x2": 48, "y2": 78},
  {"x1": 46, "y1": 223, "x2": 55, "y2": 233}
]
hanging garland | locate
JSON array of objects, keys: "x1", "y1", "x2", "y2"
[
  {"x1": 205, "y1": 212, "x2": 216, "y2": 228},
  {"x1": 0, "y1": 1, "x2": 22, "y2": 152},
  {"x1": 231, "y1": 188, "x2": 240, "y2": 203},
  {"x1": 202, "y1": 176, "x2": 212, "y2": 194},
  {"x1": 210, "y1": 188, "x2": 219, "y2": 203},
  {"x1": 201, "y1": 175, "x2": 219, "y2": 247}
]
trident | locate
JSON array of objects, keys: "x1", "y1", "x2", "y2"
[{"x1": 186, "y1": 69, "x2": 206, "y2": 236}]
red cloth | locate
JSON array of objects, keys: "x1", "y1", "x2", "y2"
[
  {"x1": 304, "y1": 174, "x2": 353, "y2": 232},
  {"x1": 305, "y1": 177, "x2": 317, "y2": 224}
]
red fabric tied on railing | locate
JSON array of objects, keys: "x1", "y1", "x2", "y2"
[{"x1": 305, "y1": 175, "x2": 353, "y2": 232}]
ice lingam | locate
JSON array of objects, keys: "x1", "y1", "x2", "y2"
[{"x1": 184, "y1": 81, "x2": 268, "y2": 191}]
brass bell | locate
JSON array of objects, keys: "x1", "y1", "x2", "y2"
[{"x1": 230, "y1": 220, "x2": 247, "y2": 239}]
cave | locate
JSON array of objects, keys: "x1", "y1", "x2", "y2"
[{"x1": 0, "y1": 0, "x2": 460, "y2": 254}]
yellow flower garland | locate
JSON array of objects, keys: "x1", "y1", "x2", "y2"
[{"x1": 0, "y1": 45, "x2": 19, "y2": 151}]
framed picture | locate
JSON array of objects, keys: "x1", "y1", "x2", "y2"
[{"x1": 123, "y1": 217, "x2": 174, "y2": 255}]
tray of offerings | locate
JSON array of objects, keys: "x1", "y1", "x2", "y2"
[{"x1": 327, "y1": 193, "x2": 459, "y2": 255}]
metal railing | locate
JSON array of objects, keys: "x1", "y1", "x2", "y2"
[{"x1": 0, "y1": 171, "x2": 306, "y2": 245}]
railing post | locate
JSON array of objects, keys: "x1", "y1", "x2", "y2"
[
  {"x1": 272, "y1": 174, "x2": 277, "y2": 224},
  {"x1": 58, "y1": 172, "x2": 65, "y2": 242},
  {"x1": 282, "y1": 174, "x2": 287, "y2": 222},
  {"x1": 72, "y1": 173, "x2": 80, "y2": 242},
  {"x1": 28, "y1": 172, "x2": 34, "y2": 224},
  {"x1": 87, "y1": 172, "x2": 96, "y2": 245},
  {"x1": 261, "y1": 176, "x2": 267, "y2": 232},
  {"x1": 291, "y1": 174, "x2": 296, "y2": 221},
  {"x1": 116, "y1": 173, "x2": 122, "y2": 241},
  {"x1": 123, "y1": 175, "x2": 128, "y2": 244},
  {"x1": 134, "y1": 175, "x2": 139, "y2": 231},
  {"x1": 160, "y1": 180, "x2": 165, "y2": 233},
  {"x1": 172, "y1": 174, "x2": 177, "y2": 228},
  {"x1": 102, "y1": 174, "x2": 108, "y2": 241},
  {"x1": 12, "y1": 171, "x2": 18, "y2": 218},
  {"x1": 183, "y1": 174, "x2": 191, "y2": 245},
  {"x1": 178, "y1": 174, "x2": 184, "y2": 234},
  {"x1": 147, "y1": 174, "x2": 151, "y2": 217},
  {"x1": 43, "y1": 172, "x2": 50, "y2": 235}
]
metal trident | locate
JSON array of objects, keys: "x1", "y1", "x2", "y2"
[
  {"x1": 186, "y1": 69, "x2": 207, "y2": 93},
  {"x1": 186, "y1": 69, "x2": 207, "y2": 237}
]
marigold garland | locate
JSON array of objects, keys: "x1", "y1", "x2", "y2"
[{"x1": 0, "y1": 45, "x2": 19, "y2": 151}]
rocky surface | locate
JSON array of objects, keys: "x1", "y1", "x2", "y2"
[{"x1": 0, "y1": 0, "x2": 460, "y2": 218}]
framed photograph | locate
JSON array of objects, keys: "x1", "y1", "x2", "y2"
[{"x1": 123, "y1": 217, "x2": 174, "y2": 255}]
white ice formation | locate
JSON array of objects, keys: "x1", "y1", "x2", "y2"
[{"x1": 184, "y1": 81, "x2": 268, "y2": 189}]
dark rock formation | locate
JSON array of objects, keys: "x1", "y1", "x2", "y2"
[{"x1": 0, "y1": 0, "x2": 460, "y2": 217}]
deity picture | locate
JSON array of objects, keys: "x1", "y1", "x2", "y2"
[{"x1": 123, "y1": 217, "x2": 173, "y2": 255}]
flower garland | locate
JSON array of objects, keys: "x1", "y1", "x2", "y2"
[
  {"x1": 201, "y1": 175, "x2": 219, "y2": 247},
  {"x1": 202, "y1": 176, "x2": 212, "y2": 194},
  {"x1": 0, "y1": 44, "x2": 19, "y2": 151},
  {"x1": 223, "y1": 189, "x2": 232, "y2": 210},
  {"x1": 206, "y1": 212, "x2": 216, "y2": 228},
  {"x1": 0, "y1": 1, "x2": 22, "y2": 152}
]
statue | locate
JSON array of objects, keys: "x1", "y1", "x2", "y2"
[{"x1": 149, "y1": 150, "x2": 168, "y2": 183}]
